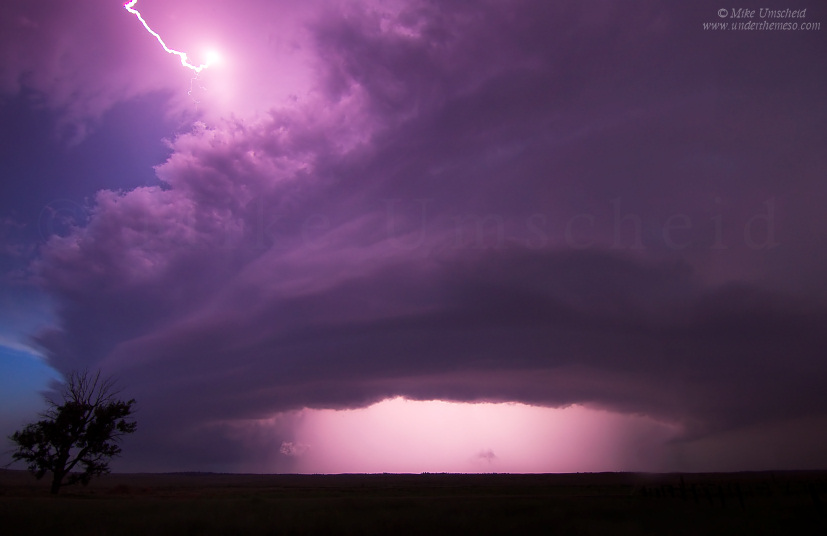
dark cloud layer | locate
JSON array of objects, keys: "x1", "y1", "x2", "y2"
[{"x1": 11, "y1": 0, "x2": 827, "y2": 470}]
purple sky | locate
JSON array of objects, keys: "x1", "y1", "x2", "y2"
[{"x1": 1, "y1": 0, "x2": 826, "y2": 473}]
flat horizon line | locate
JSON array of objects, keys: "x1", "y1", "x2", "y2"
[{"x1": 6, "y1": 468, "x2": 826, "y2": 477}]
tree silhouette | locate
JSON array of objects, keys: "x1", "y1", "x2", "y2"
[{"x1": 9, "y1": 370, "x2": 136, "y2": 494}]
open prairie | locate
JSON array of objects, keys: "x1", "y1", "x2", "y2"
[{"x1": 1, "y1": 470, "x2": 825, "y2": 535}]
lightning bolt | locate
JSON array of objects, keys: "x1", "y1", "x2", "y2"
[{"x1": 124, "y1": 1, "x2": 214, "y2": 74}]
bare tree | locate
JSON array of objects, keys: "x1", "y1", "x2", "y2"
[{"x1": 9, "y1": 370, "x2": 137, "y2": 494}]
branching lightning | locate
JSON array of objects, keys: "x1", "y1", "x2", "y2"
[{"x1": 124, "y1": 1, "x2": 215, "y2": 74}]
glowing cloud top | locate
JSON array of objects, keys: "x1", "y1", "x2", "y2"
[{"x1": 124, "y1": 0, "x2": 216, "y2": 73}]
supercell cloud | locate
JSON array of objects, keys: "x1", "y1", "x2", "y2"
[{"x1": 1, "y1": 0, "x2": 825, "y2": 471}]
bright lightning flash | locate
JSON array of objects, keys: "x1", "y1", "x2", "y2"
[{"x1": 124, "y1": 1, "x2": 216, "y2": 73}]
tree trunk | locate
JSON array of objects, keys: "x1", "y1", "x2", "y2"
[
  {"x1": 49, "y1": 460, "x2": 66, "y2": 495},
  {"x1": 50, "y1": 470, "x2": 64, "y2": 495},
  {"x1": 50, "y1": 450, "x2": 71, "y2": 495}
]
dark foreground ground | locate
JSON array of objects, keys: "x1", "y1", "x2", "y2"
[{"x1": 1, "y1": 469, "x2": 825, "y2": 535}]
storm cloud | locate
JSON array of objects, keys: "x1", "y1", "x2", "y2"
[{"x1": 5, "y1": 0, "x2": 825, "y2": 471}]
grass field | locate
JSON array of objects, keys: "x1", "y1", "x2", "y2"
[{"x1": 1, "y1": 469, "x2": 825, "y2": 535}]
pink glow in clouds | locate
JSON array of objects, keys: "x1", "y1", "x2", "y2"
[
  {"x1": 1, "y1": 0, "x2": 323, "y2": 132},
  {"x1": 278, "y1": 398, "x2": 681, "y2": 474}
]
